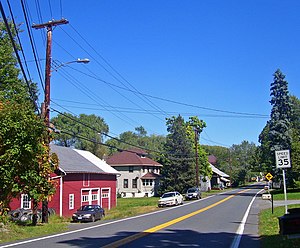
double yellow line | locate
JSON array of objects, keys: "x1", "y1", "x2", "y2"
[{"x1": 103, "y1": 189, "x2": 251, "y2": 247}]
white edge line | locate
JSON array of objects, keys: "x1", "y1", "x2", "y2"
[
  {"x1": 230, "y1": 189, "x2": 264, "y2": 248},
  {"x1": 0, "y1": 195, "x2": 216, "y2": 248}
]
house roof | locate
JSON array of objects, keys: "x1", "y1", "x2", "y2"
[
  {"x1": 141, "y1": 172, "x2": 161, "y2": 179},
  {"x1": 210, "y1": 163, "x2": 230, "y2": 178},
  {"x1": 106, "y1": 149, "x2": 162, "y2": 167},
  {"x1": 50, "y1": 144, "x2": 120, "y2": 175},
  {"x1": 208, "y1": 155, "x2": 217, "y2": 165}
]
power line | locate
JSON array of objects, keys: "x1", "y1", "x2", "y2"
[
  {"x1": 20, "y1": 0, "x2": 45, "y2": 93},
  {"x1": 67, "y1": 66, "x2": 269, "y2": 118},
  {"x1": 0, "y1": 1, "x2": 38, "y2": 111},
  {"x1": 62, "y1": 24, "x2": 170, "y2": 118}
]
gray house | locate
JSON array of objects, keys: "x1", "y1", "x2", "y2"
[{"x1": 106, "y1": 149, "x2": 162, "y2": 197}]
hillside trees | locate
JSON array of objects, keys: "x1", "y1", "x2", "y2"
[
  {"x1": 105, "y1": 126, "x2": 166, "y2": 160},
  {"x1": 0, "y1": 20, "x2": 57, "y2": 221},
  {"x1": 51, "y1": 113, "x2": 109, "y2": 158}
]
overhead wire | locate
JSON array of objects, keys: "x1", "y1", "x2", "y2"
[
  {"x1": 0, "y1": 1, "x2": 39, "y2": 111},
  {"x1": 20, "y1": 0, "x2": 45, "y2": 93},
  {"x1": 61, "y1": 24, "x2": 169, "y2": 120},
  {"x1": 52, "y1": 63, "x2": 143, "y2": 129},
  {"x1": 66, "y1": 66, "x2": 269, "y2": 118},
  {"x1": 51, "y1": 110, "x2": 198, "y2": 160},
  {"x1": 68, "y1": 23, "x2": 169, "y2": 115}
]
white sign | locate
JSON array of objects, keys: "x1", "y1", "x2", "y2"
[{"x1": 275, "y1": 150, "x2": 291, "y2": 169}]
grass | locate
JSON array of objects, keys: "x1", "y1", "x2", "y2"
[
  {"x1": 259, "y1": 204, "x2": 300, "y2": 248},
  {"x1": 260, "y1": 189, "x2": 300, "y2": 248},
  {"x1": 271, "y1": 188, "x2": 300, "y2": 201},
  {"x1": 0, "y1": 215, "x2": 69, "y2": 244},
  {"x1": 105, "y1": 197, "x2": 160, "y2": 219}
]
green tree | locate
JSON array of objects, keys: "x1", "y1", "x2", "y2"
[
  {"x1": 158, "y1": 116, "x2": 196, "y2": 193},
  {"x1": 51, "y1": 113, "x2": 109, "y2": 158},
  {"x1": 187, "y1": 116, "x2": 212, "y2": 183},
  {"x1": 105, "y1": 127, "x2": 165, "y2": 159},
  {"x1": 229, "y1": 141, "x2": 257, "y2": 186},
  {"x1": 290, "y1": 96, "x2": 300, "y2": 182}
]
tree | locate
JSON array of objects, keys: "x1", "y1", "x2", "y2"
[
  {"x1": 186, "y1": 116, "x2": 212, "y2": 184},
  {"x1": 159, "y1": 116, "x2": 199, "y2": 193},
  {"x1": 202, "y1": 145, "x2": 230, "y2": 172},
  {"x1": 259, "y1": 69, "x2": 292, "y2": 178},
  {"x1": 51, "y1": 113, "x2": 109, "y2": 158},
  {"x1": 0, "y1": 19, "x2": 57, "y2": 224},
  {"x1": 229, "y1": 141, "x2": 257, "y2": 186},
  {"x1": 105, "y1": 127, "x2": 166, "y2": 159},
  {"x1": 290, "y1": 96, "x2": 300, "y2": 182}
]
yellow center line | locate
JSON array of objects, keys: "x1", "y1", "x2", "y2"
[{"x1": 103, "y1": 188, "x2": 251, "y2": 248}]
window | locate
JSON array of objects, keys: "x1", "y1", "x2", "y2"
[
  {"x1": 124, "y1": 179, "x2": 128, "y2": 188},
  {"x1": 69, "y1": 194, "x2": 74, "y2": 210},
  {"x1": 21, "y1": 194, "x2": 31, "y2": 209},
  {"x1": 142, "y1": 179, "x2": 153, "y2": 186},
  {"x1": 82, "y1": 195, "x2": 89, "y2": 202},
  {"x1": 132, "y1": 178, "x2": 137, "y2": 188},
  {"x1": 129, "y1": 166, "x2": 134, "y2": 173},
  {"x1": 83, "y1": 173, "x2": 90, "y2": 187},
  {"x1": 92, "y1": 193, "x2": 98, "y2": 201}
]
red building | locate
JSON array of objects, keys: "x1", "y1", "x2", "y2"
[{"x1": 9, "y1": 145, "x2": 119, "y2": 217}]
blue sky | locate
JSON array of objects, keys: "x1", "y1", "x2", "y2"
[{"x1": 3, "y1": 0, "x2": 300, "y2": 147}]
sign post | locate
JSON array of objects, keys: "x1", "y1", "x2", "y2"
[{"x1": 275, "y1": 150, "x2": 291, "y2": 214}]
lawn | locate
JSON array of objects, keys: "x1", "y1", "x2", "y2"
[{"x1": 259, "y1": 189, "x2": 300, "y2": 248}]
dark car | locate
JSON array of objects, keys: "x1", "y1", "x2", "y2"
[
  {"x1": 72, "y1": 205, "x2": 105, "y2": 222},
  {"x1": 185, "y1": 187, "x2": 201, "y2": 200}
]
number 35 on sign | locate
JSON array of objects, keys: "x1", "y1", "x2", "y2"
[{"x1": 275, "y1": 150, "x2": 291, "y2": 169}]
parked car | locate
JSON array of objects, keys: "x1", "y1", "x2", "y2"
[
  {"x1": 158, "y1": 192, "x2": 184, "y2": 207},
  {"x1": 72, "y1": 205, "x2": 105, "y2": 222},
  {"x1": 185, "y1": 187, "x2": 201, "y2": 200}
]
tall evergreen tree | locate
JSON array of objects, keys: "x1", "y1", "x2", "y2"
[
  {"x1": 158, "y1": 116, "x2": 196, "y2": 193},
  {"x1": 259, "y1": 69, "x2": 292, "y2": 177}
]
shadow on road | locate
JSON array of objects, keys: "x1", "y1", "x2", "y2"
[{"x1": 57, "y1": 228, "x2": 260, "y2": 247}]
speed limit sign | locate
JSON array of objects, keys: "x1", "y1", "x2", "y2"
[{"x1": 275, "y1": 150, "x2": 291, "y2": 169}]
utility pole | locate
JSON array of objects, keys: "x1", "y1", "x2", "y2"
[
  {"x1": 195, "y1": 129, "x2": 199, "y2": 188},
  {"x1": 32, "y1": 19, "x2": 68, "y2": 223}
]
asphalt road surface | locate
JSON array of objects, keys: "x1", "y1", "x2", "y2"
[{"x1": 1, "y1": 184, "x2": 265, "y2": 248}]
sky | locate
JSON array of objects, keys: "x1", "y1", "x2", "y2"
[{"x1": 2, "y1": 0, "x2": 300, "y2": 147}]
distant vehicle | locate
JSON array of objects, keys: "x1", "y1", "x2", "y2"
[
  {"x1": 158, "y1": 192, "x2": 184, "y2": 207},
  {"x1": 185, "y1": 187, "x2": 201, "y2": 200},
  {"x1": 72, "y1": 205, "x2": 105, "y2": 222}
]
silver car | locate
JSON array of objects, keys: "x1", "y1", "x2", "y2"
[{"x1": 185, "y1": 187, "x2": 201, "y2": 200}]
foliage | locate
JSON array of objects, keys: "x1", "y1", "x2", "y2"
[
  {"x1": 290, "y1": 96, "x2": 300, "y2": 181},
  {"x1": 258, "y1": 69, "x2": 292, "y2": 179},
  {"x1": 186, "y1": 116, "x2": 212, "y2": 181},
  {"x1": 158, "y1": 116, "x2": 208, "y2": 194},
  {"x1": 0, "y1": 20, "x2": 38, "y2": 107},
  {"x1": 229, "y1": 141, "x2": 257, "y2": 186},
  {"x1": 105, "y1": 126, "x2": 166, "y2": 160},
  {"x1": 51, "y1": 113, "x2": 109, "y2": 158},
  {"x1": 202, "y1": 145, "x2": 230, "y2": 172}
]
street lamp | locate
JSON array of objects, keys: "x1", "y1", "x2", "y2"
[{"x1": 52, "y1": 58, "x2": 90, "y2": 71}]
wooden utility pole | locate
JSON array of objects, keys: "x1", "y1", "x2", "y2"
[
  {"x1": 32, "y1": 19, "x2": 68, "y2": 223},
  {"x1": 195, "y1": 129, "x2": 199, "y2": 187}
]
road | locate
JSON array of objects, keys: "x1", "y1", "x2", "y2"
[{"x1": 1, "y1": 184, "x2": 264, "y2": 248}]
